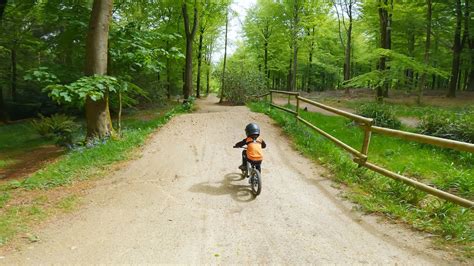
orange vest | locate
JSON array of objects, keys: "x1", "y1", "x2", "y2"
[{"x1": 246, "y1": 137, "x2": 264, "y2": 161}]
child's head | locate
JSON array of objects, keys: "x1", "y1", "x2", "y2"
[{"x1": 245, "y1": 123, "x2": 260, "y2": 137}]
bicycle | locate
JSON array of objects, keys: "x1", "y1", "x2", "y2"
[{"x1": 234, "y1": 147, "x2": 262, "y2": 196}]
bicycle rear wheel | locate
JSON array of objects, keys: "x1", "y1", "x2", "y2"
[{"x1": 250, "y1": 169, "x2": 262, "y2": 196}]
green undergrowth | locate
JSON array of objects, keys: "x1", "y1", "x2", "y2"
[
  {"x1": 0, "y1": 123, "x2": 53, "y2": 154},
  {"x1": 333, "y1": 98, "x2": 472, "y2": 119},
  {"x1": 249, "y1": 101, "x2": 473, "y2": 257},
  {"x1": 0, "y1": 102, "x2": 192, "y2": 245}
]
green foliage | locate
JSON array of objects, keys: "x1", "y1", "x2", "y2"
[
  {"x1": 0, "y1": 122, "x2": 51, "y2": 152},
  {"x1": 181, "y1": 96, "x2": 196, "y2": 111},
  {"x1": 44, "y1": 75, "x2": 123, "y2": 104},
  {"x1": 109, "y1": 80, "x2": 150, "y2": 111},
  {"x1": 344, "y1": 49, "x2": 449, "y2": 90},
  {"x1": 248, "y1": 101, "x2": 473, "y2": 249},
  {"x1": 222, "y1": 68, "x2": 267, "y2": 104},
  {"x1": 23, "y1": 67, "x2": 59, "y2": 86},
  {"x1": 31, "y1": 114, "x2": 77, "y2": 148},
  {"x1": 356, "y1": 103, "x2": 402, "y2": 129},
  {"x1": 44, "y1": 75, "x2": 147, "y2": 111},
  {"x1": 418, "y1": 109, "x2": 474, "y2": 144}
]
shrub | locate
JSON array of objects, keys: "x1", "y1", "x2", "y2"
[
  {"x1": 31, "y1": 114, "x2": 78, "y2": 148},
  {"x1": 4, "y1": 101, "x2": 42, "y2": 120},
  {"x1": 221, "y1": 68, "x2": 267, "y2": 104},
  {"x1": 356, "y1": 103, "x2": 401, "y2": 129},
  {"x1": 418, "y1": 109, "x2": 474, "y2": 143}
]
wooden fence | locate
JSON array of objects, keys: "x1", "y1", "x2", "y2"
[{"x1": 254, "y1": 90, "x2": 474, "y2": 208}]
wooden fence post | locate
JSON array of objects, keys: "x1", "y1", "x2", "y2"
[
  {"x1": 361, "y1": 123, "x2": 373, "y2": 157},
  {"x1": 296, "y1": 95, "x2": 300, "y2": 122}
]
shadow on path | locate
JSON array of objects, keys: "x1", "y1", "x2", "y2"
[{"x1": 189, "y1": 173, "x2": 256, "y2": 202}]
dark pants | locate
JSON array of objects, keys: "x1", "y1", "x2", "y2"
[{"x1": 242, "y1": 150, "x2": 262, "y2": 172}]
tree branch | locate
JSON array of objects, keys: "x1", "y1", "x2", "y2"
[{"x1": 332, "y1": 0, "x2": 346, "y2": 50}]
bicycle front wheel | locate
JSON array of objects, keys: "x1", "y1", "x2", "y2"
[{"x1": 250, "y1": 169, "x2": 262, "y2": 196}]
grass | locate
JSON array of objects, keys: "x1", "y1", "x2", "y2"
[
  {"x1": 0, "y1": 159, "x2": 17, "y2": 169},
  {"x1": 249, "y1": 101, "x2": 473, "y2": 257},
  {"x1": 0, "y1": 123, "x2": 52, "y2": 153},
  {"x1": 0, "y1": 102, "x2": 192, "y2": 246},
  {"x1": 56, "y1": 195, "x2": 79, "y2": 212}
]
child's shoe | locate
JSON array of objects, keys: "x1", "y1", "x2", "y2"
[{"x1": 238, "y1": 165, "x2": 246, "y2": 171}]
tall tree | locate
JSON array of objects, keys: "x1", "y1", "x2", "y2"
[
  {"x1": 343, "y1": 0, "x2": 354, "y2": 84},
  {"x1": 0, "y1": 0, "x2": 6, "y2": 20},
  {"x1": 195, "y1": 0, "x2": 228, "y2": 98},
  {"x1": 291, "y1": 0, "x2": 300, "y2": 91},
  {"x1": 219, "y1": 9, "x2": 228, "y2": 103},
  {"x1": 84, "y1": 0, "x2": 114, "y2": 139},
  {"x1": 464, "y1": 0, "x2": 473, "y2": 91},
  {"x1": 376, "y1": 0, "x2": 390, "y2": 102},
  {"x1": 196, "y1": 26, "x2": 204, "y2": 98},
  {"x1": 0, "y1": 0, "x2": 7, "y2": 121},
  {"x1": 334, "y1": 0, "x2": 357, "y2": 93},
  {"x1": 182, "y1": 1, "x2": 198, "y2": 101},
  {"x1": 447, "y1": 0, "x2": 462, "y2": 98},
  {"x1": 205, "y1": 39, "x2": 214, "y2": 95},
  {"x1": 417, "y1": 0, "x2": 432, "y2": 104}
]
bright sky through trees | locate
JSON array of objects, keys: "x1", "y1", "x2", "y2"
[{"x1": 213, "y1": 0, "x2": 256, "y2": 62}]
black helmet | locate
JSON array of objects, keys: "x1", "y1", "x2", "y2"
[{"x1": 245, "y1": 123, "x2": 260, "y2": 137}]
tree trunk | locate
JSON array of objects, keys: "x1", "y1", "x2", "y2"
[
  {"x1": 205, "y1": 40, "x2": 213, "y2": 96},
  {"x1": 466, "y1": 0, "x2": 474, "y2": 91},
  {"x1": 383, "y1": 0, "x2": 392, "y2": 98},
  {"x1": 376, "y1": 0, "x2": 389, "y2": 102},
  {"x1": 182, "y1": 2, "x2": 198, "y2": 101},
  {"x1": 307, "y1": 45, "x2": 313, "y2": 93},
  {"x1": 166, "y1": 57, "x2": 171, "y2": 99},
  {"x1": 196, "y1": 30, "x2": 204, "y2": 98},
  {"x1": 10, "y1": 47, "x2": 17, "y2": 102},
  {"x1": 343, "y1": 0, "x2": 353, "y2": 94},
  {"x1": 84, "y1": 0, "x2": 114, "y2": 140},
  {"x1": 0, "y1": 0, "x2": 6, "y2": 121},
  {"x1": 0, "y1": 0, "x2": 7, "y2": 21},
  {"x1": 1, "y1": 0, "x2": 8, "y2": 121},
  {"x1": 417, "y1": 0, "x2": 432, "y2": 104},
  {"x1": 406, "y1": 30, "x2": 415, "y2": 89},
  {"x1": 219, "y1": 10, "x2": 228, "y2": 103},
  {"x1": 462, "y1": 69, "x2": 469, "y2": 91},
  {"x1": 291, "y1": 0, "x2": 299, "y2": 92},
  {"x1": 447, "y1": 0, "x2": 462, "y2": 98},
  {"x1": 0, "y1": 86, "x2": 5, "y2": 121},
  {"x1": 468, "y1": 66, "x2": 474, "y2": 91},
  {"x1": 264, "y1": 40, "x2": 269, "y2": 88},
  {"x1": 206, "y1": 67, "x2": 210, "y2": 95},
  {"x1": 287, "y1": 58, "x2": 292, "y2": 90}
]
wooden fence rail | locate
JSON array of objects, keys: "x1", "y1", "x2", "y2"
[{"x1": 253, "y1": 90, "x2": 473, "y2": 208}]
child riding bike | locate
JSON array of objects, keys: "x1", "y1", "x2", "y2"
[{"x1": 233, "y1": 123, "x2": 267, "y2": 173}]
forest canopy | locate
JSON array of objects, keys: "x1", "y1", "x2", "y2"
[{"x1": 0, "y1": 0, "x2": 472, "y2": 133}]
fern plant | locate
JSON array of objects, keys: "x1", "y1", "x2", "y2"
[{"x1": 31, "y1": 114, "x2": 78, "y2": 148}]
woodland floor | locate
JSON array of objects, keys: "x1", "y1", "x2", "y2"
[
  {"x1": 273, "y1": 89, "x2": 474, "y2": 129},
  {"x1": 0, "y1": 146, "x2": 64, "y2": 183},
  {"x1": 0, "y1": 95, "x2": 460, "y2": 264},
  {"x1": 303, "y1": 88, "x2": 474, "y2": 108}
]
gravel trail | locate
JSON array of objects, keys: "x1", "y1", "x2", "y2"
[{"x1": 1, "y1": 96, "x2": 452, "y2": 264}]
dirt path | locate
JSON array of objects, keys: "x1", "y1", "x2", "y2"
[{"x1": 1, "y1": 96, "x2": 453, "y2": 264}]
